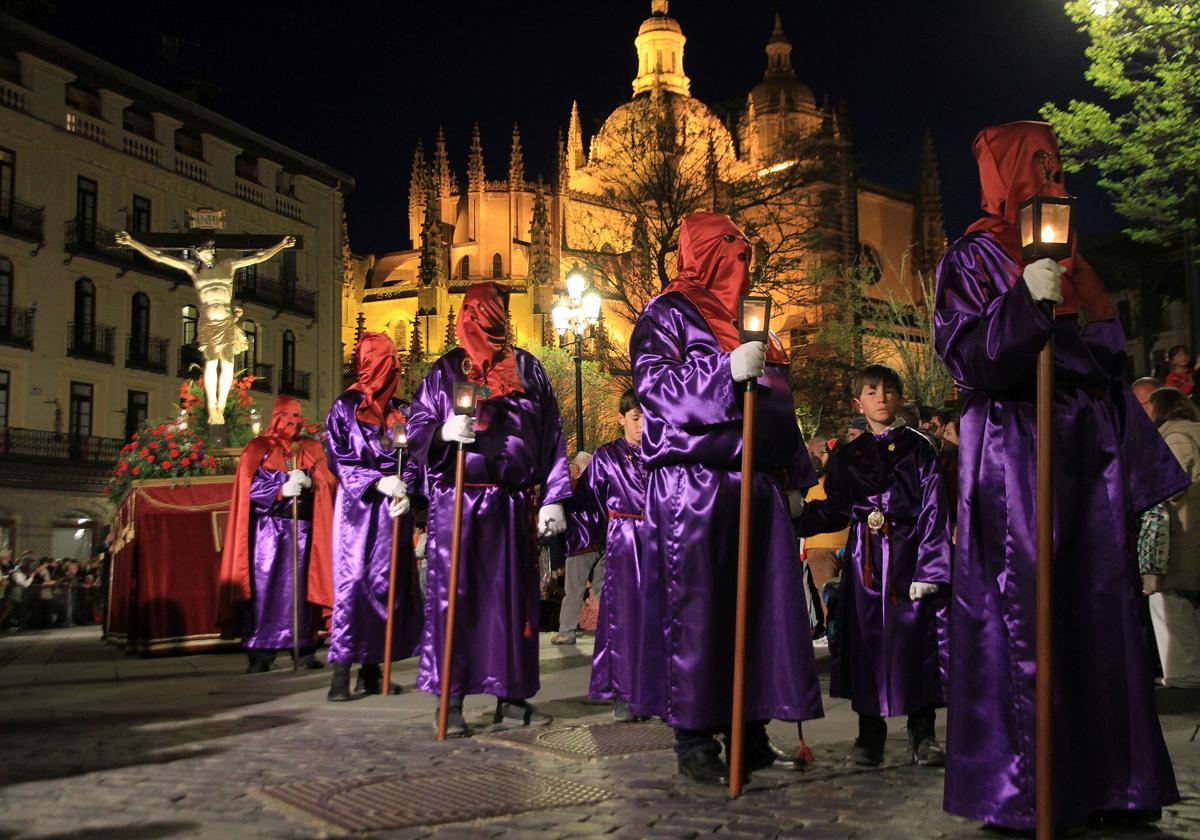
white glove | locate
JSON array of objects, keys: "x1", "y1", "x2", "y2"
[
  {"x1": 909, "y1": 582, "x2": 940, "y2": 601},
  {"x1": 440, "y1": 414, "x2": 476, "y2": 444},
  {"x1": 730, "y1": 341, "x2": 767, "y2": 382},
  {"x1": 788, "y1": 490, "x2": 806, "y2": 520},
  {"x1": 538, "y1": 503, "x2": 566, "y2": 537},
  {"x1": 281, "y1": 478, "x2": 305, "y2": 498},
  {"x1": 1022, "y1": 258, "x2": 1065, "y2": 304},
  {"x1": 376, "y1": 475, "x2": 408, "y2": 498},
  {"x1": 287, "y1": 469, "x2": 312, "y2": 489},
  {"x1": 387, "y1": 495, "x2": 411, "y2": 519}
]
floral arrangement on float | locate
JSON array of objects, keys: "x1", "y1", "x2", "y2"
[
  {"x1": 179, "y1": 373, "x2": 259, "y2": 449},
  {"x1": 106, "y1": 421, "x2": 218, "y2": 504}
]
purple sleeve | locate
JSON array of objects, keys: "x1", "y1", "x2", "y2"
[
  {"x1": 934, "y1": 237, "x2": 1055, "y2": 392},
  {"x1": 532, "y1": 359, "x2": 573, "y2": 506},
  {"x1": 789, "y1": 439, "x2": 818, "y2": 493},
  {"x1": 912, "y1": 448, "x2": 952, "y2": 585},
  {"x1": 631, "y1": 300, "x2": 741, "y2": 429},
  {"x1": 405, "y1": 361, "x2": 455, "y2": 479},
  {"x1": 795, "y1": 461, "x2": 852, "y2": 538},
  {"x1": 564, "y1": 453, "x2": 607, "y2": 554},
  {"x1": 323, "y1": 398, "x2": 383, "y2": 500},
  {"x1": 250, "y1": 467, "x2": 289, "y2": 516}
]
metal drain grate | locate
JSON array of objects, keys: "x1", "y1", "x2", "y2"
[
  {"x1": 259, "y1": 765, "x2": 617, "y2": 832},
  {"x1": 479, "y1": 720, "x2": 676, "y2": 759}
]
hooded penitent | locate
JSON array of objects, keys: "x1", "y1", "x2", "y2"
[
  {"x1": 218, "y1": 395, "x2": 336, "y2": 632},
  {"x1": 964, "y1": 121, "x2": 1114, "y2": 322},
  {"x1": 349, "y1": 332, "x2": 402, "y2": 427},
  {"x1": 664, "y1": 211, "x2": 786, "y2": 363},
  {"x1": 456, "y1": 282, "x2": 521, "y2": 399}
]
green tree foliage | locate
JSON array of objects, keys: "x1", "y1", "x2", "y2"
[
  {"x1": 1042, "y1": 0, "x2": 1200, "y2": 245},
  {"x1": 529, "y1": 342, "x2": 620, "y2": 456}
]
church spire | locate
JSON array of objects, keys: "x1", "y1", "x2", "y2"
[
  {"x1": 764, "y1": 11, "x2": 795, "y2": 77},
  {"x1": 418, "y1": 167, "x2": 444, "y2": 288},
  {"x1": 556, "y1": 127, "x2": 570, "y2": 195},
  {"x1": 567, "y1": 101, "x2": 585, "y2": 175},
  {"x1": 434, "y1": 126, "x2": 452, "y2": 197},
  {"x1": 912, "y1": 128, "x2": 947, "y2": 276},
  {"x1": 508, "y1": 122, "x2": 524, "y2": 190},
  {"x1": 443, "y1": 305, "x2": 458, "y2": 348},
  {"x1": 408, "y1": 140, "x2": 426, "y2": 214},
  {"x1": 632, "y1": 0, "x2": 689, "y2": 97},
  {"x1": 467, "y1": 122, "x2": 484, "y2": 192},
  {"x1": 529, "y1": 181, "x2": 553, "y2": 287}
]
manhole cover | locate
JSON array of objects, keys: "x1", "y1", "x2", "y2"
[
  {"x1": 479, "y1": 720, "x2": 676, "y2": 760},
  {"x1": 259, "y1": 765, "x2": 617, "y2": 832}
]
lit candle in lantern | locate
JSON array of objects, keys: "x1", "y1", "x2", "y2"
[
  {"x1": 1018, "y1": 160, "x2": 1075, "y2": 261},
  {"x1": 738, "y1": 295, "x2": 771, "y2": 345},
  {"x1": 392, "y1": 422, "x2": 408, "y2": 450},
  {"x1": 453, "y1": 381, "x2": 480, "y2": 416}
]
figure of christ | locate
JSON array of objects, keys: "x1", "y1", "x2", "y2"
[{"x1": 114, "y1": 231, "x2": 296, "y2": 425}]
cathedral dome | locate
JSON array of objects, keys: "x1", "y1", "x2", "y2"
[
  {"x1": 590, "y1": 91, "x2": 740, "y2": 178},
  {"x1": 748, "y1": 13, "x2": 815, "y2": 113}
]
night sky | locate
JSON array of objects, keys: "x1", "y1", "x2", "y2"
[{"x1": 37, "y1": 0, "x2": 1117, "y2": 255}]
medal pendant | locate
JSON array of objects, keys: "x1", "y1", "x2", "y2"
[{"x1": 867, "y1": 509, "x2": 885, "y2": 534}]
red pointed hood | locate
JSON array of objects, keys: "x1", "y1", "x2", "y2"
[
  {"x1": 457, "y1": 281, "x2": 521, "y2": 399},
  {"x1": 349, "y1": 332, "x2": 402, "y2": 427}
]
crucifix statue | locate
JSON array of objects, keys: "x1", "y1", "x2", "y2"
[{"x1": 114, "y1": 214, "x2": 299, "y2": 442}]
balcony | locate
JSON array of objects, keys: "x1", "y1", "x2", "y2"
[
  {"x1": 178, "y1": 343, "x2": 204, "y2": 378},
  {"x1": 278, "y1": 369, "x2": 310, "y2": 400},
  {"x1": 65, "y1": 108, "x2": 108, "y2": 146},
  {"x1": 248, "y1": 362, "x2": 273, "y2": 393},
  {"x1": 235, "y1": 270, "x2": 316, "y2": 318},
  {"x1": 0, "y1": 76, "x2": 28, "y2": 113},
  {"x1": 0, "y1": 427, "x2": 123, "y2": 465},
  {"x1": 0, "y1": 197, "x2": 45, "y2": 244},
  {"x1": 0, "y1": 306, "x2": 34, "y2": 349},
  {"x1": 236, "y1": 177, "x2": 266, "y2": 207},
  {"x1": 64, "y1": 218, "x2": 188, "y2": 282},
  {"x1": 126, "y1": 335, "x2": 170, "y2": 374},
  {"x1": 67, "y1": 321, "x2": 116, "y2": 364}
]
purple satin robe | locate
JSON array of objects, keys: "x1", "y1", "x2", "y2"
[
  {"x1": 564, "y1": 437, "x2": 654, "y2": 708},
  {"x1": 631, "y1": 291, "x2": 824, "y2": 730},
  {"x1": 242, "y1": 467, "x2": 320, "y2": 649},
  {"x1": 407, "y1": 348, "x2": 572, "y2": 700},
  {"x1": 798, "y1": 426, "x2": 950, "y2": 717},
  {"x1": 324, "y1": 394, "x2": 422, "y2": 665},
  {"x1": 934, "y1": 232, "x2": 1188, "y2": 829}
]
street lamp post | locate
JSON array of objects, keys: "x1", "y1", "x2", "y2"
[{"x1": 552, "y1": 265, "x2": 602, "y2": 452}]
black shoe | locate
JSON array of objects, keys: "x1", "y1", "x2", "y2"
[
  {"x1": 326, "y1": 663, "x2": 352, "y2": 701},
  {"x1": 851, "y1": 715, "x2": 886, "y2": 766},
  {"x1": 745, "y1": 739, "x2": 806, "y2": 771},
  {"x1": 434, "y1": 697, "x2": 467, "y2": 737},
  {"x1": 1090, "y1": 808, "x2": 1162, "y2": 828},
  {"x1": 907, "y1": 710, "x2": 945, "y2": 767},
  {"x1": 355, "y1": 663, "x2": 402, "y2": 695},
  {"x1": 612, "y1": 700, "x2": 634, "y2": 722},
  {"x1": 494, "y1": 698, "x2": 552, "y2": 726},
  {"x1": 245, "y1": 650, "x2": 271, "y2": 674},
  {"x1": 677, "y1": 747, "x2": 730, "y2": 785},
  {"x1": 294, "y1": 647, "x2": 324, "y2": 670}
]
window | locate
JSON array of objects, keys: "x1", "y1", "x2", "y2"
[
  {"x1": 235, "y1": 155, "x2": 259, "y2": 183},
  {"x1": 130, "y1": 293, "x2": 149, "y2": 356},
  {"x1": 76, "y1": 176, "x2": 97, "y2": 243},
  {"x1": 74, "y1": 278, "x2": 95, "y2": 343},
  {"x1": 0, "y1": 147, "x2": 13, "y2": 219},
  {"x1": 0, "y1": 517, "x2": 14, "y2": 566},
  {"x1": 241, "y1": 319, "x2": 257, "y2": 370},
  {"x1": 131, "y1": 195, "x2": 151, "y2": 234},
  {"x1": 281, "y1": 330, "x2": 295, "y2": 381},
  {"x1": 492, "y1": 253, "x2": 503, "y2": 278},
  {"x1": 69, "y1": 381, "x2": 93, "y2": 441},
  {"x1": 239, "y1": 262, "x2": 257, "y2": 293},
  {"x1": 181, "y1": 305, "x2": 198, "y2": 346},
  {"x1": 0, "y1": 257, "x2": 11, "y2": 332},
  {"x1": 459, "y1": 255, "x2": 470, "y2": 280},
  {"x1": 174, "y1": 130, "x2": 203, "y2": 160},
  {"x1": 122, "y1": 107, "x2": 155, "y2": 140},
  {"x1": 0, "y1": 369, "x2": 8, "y2": 429},
  {"x1": 124, "y1": 390, "x2": 147, "y2": 441},
  {"x1": 859, "y1": 243, "x2": 882, "y2": 284}
]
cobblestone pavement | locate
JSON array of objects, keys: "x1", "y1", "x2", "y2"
[{"x1": 0, "y1": 627, "x2": 1196, "y2": 839}]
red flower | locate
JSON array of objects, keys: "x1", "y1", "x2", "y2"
[
  {"x1": 146, "y1": 455, "x2": 155, "y2": 463},
  {"x1": 117, "y1": 462, "x2": 128, "y2": 474},
  {"x1": 165, "y1": 431, "x2": 174, "y2": 440},
  {"x1": 169, "y1": 448, "x2": 179, "y2": 458},
  {"x1": 132, "y1": 466, "x2": 140, "y2": 476},
  {"x1": 181, "y1": 457, "x2": 191, "y2": 467},
  {"x1": 162, "y1": 461, "x2": 172, "y2": 470},
  {"x1": 132, "y1": 433, "x2": 139, "y2": 441},
  {"x1": 140, "y1": 447, "x2": 149, "y2": 458}
]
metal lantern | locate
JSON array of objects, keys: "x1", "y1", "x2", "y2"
[
  {"x1": 738, "y1": 295, "x2": 771, "y2": 344},
  {"x1": 391, "y1": 421, "x2": 408, "y2": 450},
  {"x1": 551, "y1": 296, "x2": 570, "y2": 336},
  {"x1": 582, "y1": 286, "x2": 602, "y2": 323},
  {"x1": 1018, "y1": 192, "x2": 1075, "y2": 262},
  {"x1": 453, "y1": 381, "x2": 480, "y2": 416}
]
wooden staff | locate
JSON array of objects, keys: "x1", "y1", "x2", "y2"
[
  {"x1": 1036, "y1": 339, "x2": 1054, "y2": 839},
  {"x1": 382, "y1": 422, "x2": 408, "y2": 696},
  {"x1": 437, "y1": 441, "x2": 469, "y2": 740},
  {"x1": 729, "y1": 378, "x2": 756, "y2": 797},
  {"x1": 288, "y1": 444, "x2": 301, "y2": 671}
]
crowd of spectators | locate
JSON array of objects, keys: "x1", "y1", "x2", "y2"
[{"x1": 0, "y1": 552, "x2": 106, "y2": 632}]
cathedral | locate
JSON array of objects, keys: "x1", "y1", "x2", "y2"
[{"x1": 342, "y1": 1, "x2": 945, "y2": 381}]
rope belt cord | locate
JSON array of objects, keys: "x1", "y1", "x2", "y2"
[{"x1": 607, "y1": 509, "x2": 643, "y2": 521}]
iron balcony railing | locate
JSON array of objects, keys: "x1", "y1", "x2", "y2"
[
  {"x1": 64, "y1": 218, "x2": 188, "y2": 281},
  {"x1": 249, "y1": 361, "x2": 273, "y2": 393},
  {"x1": 278, "y1": 369, "x2": 310, "y2": 400},
  {"x1": 235, "y1": 269, "x2": 316, "y2": 318},
  {"x1": 0, "y1": 305, "x2": 34, "y2": 348},
  {"x1": 67, "y1": 321, "x2": 116, "y2": 364},
  {"x1": 0, "y1": 427, "x2": 123, "y2": 464},
  {"x1": 125, "y1": 335, "x2": 170, "y2": 374},
  {"x1": 178, "y1": 343, "x2": 204, "y2": 378},
  {"x1": 0, "y1": 196, "x2": 44, "y2": 243}
]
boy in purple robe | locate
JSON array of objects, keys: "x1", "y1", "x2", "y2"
[
  {"x1": 406, "y1": 282, "x2": 573, "y2": 736},
  {"x1": 564, "y1": 389, "x2": 654, "y2": 722},
  {"x1": 324, "y1": 333, "x2": 422, "y2": 701},
  {"x1": 631, "y1": 211, "x2": 823, "y2": 785},
  {"x1": 797, "y1": 364, "x2": 950, "y2": 767},
  {"x1": 934, "y1": 121, "x2": 1188, "y2": 831}
]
